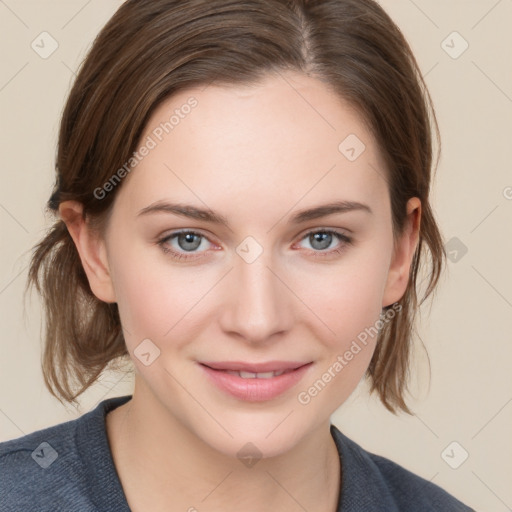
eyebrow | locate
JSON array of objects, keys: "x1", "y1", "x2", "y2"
[{"x1": 137, "y1": 200, "x2": 373, "y2": 226}]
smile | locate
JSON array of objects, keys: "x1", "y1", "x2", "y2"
[{"x1": 198, "y1": 361, "x2": 313, "y2": 401}]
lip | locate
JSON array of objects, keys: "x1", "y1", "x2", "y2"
[
  {"x1": 198, "y1": 361, "x2": 313, "y2": 402},
  {"x1": 200, "y1": 360, "x2": 309, "y2": 373}
]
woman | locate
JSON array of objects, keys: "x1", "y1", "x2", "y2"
[{"x1": 0, "y1": 0, "x2": 475, "y2": 510}]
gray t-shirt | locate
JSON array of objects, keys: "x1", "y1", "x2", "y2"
[{"x1": 0, "y1": 395, "x2": 474, "y2": 511}]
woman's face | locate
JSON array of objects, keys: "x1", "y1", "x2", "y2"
[{"x1": 96, "y1": 70, "x2": 417, "y2": 458}]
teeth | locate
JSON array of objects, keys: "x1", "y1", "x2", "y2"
[{"x1": 226, "y1": 369, "x2": 287, "y2": 379}]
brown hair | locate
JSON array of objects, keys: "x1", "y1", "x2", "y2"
[{"x1": 26, "y1": 0, "x2": 445, "y2": 413}]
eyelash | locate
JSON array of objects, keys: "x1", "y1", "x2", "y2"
[{"x1": 157, "y1": 228, "x2": 353, "y2": 262}]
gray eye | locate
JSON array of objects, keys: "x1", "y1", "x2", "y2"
[
  {"x1": 308, "y1": 232, "x2": 334, "y2": 251},
  {"x1": 175, "y1": 232, "x2": 203, "y2": 252}
]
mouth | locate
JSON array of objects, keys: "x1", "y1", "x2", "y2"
[
  {"x1": 221, "y1": 368, "x2": 295, "y2": 378},
  {"x1": 198, "y1": 361, "x2": 313, "y2": 401},
  {"x1": 200, "y1": 360, "x2": 310, "y2": 373}
]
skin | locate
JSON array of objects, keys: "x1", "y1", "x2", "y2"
[{"x1": 60, "y1": 70, "x2": 420, "y2": 512}]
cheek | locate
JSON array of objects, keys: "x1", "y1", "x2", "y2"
[
  {"x1": 292, "y1": 243, "x2": 392, "y2": 407},
  {"x1": 110, "y1": 241, "x2": 212, "y2": 352},
  {"x1": 294, "y1": 241, "x2": 391, "y2": 343},
  {"x1": 107, "y1": 235, "x2": 166, "y2": 335}
]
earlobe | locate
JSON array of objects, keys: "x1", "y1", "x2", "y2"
[
  {"x1": 381, "y1": 197, "x2": 421, "y2": 308},
  {"x1": 58, "y1": 200, "x2": 117, "y2": 303}
]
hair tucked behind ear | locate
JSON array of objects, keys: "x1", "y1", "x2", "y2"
[
  {"x1": 26, "y1": 220, "x2": 128, "y2": 406},
  {"x1": 368, "y1": 205, "x2": 445, "y2": 414},
  {"x1": 26, "y1": 0, "x2": 445, "y2": 412}
]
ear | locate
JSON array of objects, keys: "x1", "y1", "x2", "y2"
[
  {"x1": 381, "y1": 197, "x2": 421, "y2": 308},
  {"x1": 59, "y1": 200, "x2": 116, "y2": 303}
]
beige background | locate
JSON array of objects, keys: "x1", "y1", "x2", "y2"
[{"x1": 1, "y1": 1, "x2": 511, "y2": 510}]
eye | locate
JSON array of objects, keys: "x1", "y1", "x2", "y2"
[
  {"x1": 157, "y1": 228, "x2": 353, "y2": 262},
  {"x1": 295, "y1": 229, "x2": 353, "y2": 258},
  {"x1": 157, "y1": 230, "x2": 213, "y2": 261}
]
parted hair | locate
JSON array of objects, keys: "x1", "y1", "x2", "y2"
[{"x1": 26, "y1": 0, "x2": 445, "y2": 413}]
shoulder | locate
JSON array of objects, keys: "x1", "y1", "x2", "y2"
[
  {"x1": 0, "y1": 395, "x2": 132, "y2": 512},
  {"x1": 0, "y1": 414, "x2": 95, "y2": 511},
  {"x1": 366, "y1": 450, "x2": 474, "y2": 511},
  {"x1": 330, "y1": 425, "x2": 475, "y2": 511}
]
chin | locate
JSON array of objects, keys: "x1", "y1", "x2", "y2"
[
  {"x1": 202, "y1": 430, "x2": 299, "y2": 462},
  {"x1": 189, "y1": 410, "x2": 319, "y2": 462}
]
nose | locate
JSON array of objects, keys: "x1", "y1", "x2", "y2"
[{"x1": 218, "y1": 248, "x2": 295, "y2": 345}]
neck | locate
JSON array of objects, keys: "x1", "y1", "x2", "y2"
[{"x1": 106, "y1": 383, "x2": 341, "y2": 512}]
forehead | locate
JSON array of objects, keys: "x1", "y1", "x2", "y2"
[{"x1": 118, "y1": 71, "x2": 388, "y2": 215}]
